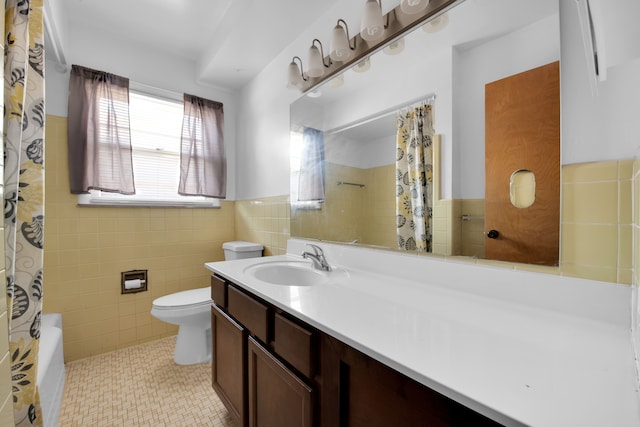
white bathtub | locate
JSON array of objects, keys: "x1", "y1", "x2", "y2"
[{"x1": 37, "y1": 313, "x2": 65, "y2": 427}]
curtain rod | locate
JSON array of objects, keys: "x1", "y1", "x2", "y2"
[
  {"x1": 129, "y1": 81, "x2": 183, "y2": 102},
  {"x1": 326, "y1": 93, "x2": 436, "y2": 135}
]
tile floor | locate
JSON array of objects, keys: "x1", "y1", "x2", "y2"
[{"x1": 58, "y1": 337, "x2": 238, "y2": 427}]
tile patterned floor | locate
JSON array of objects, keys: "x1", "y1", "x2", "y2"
[{"x1": 58, "y1": 337, "x2": 238, "y2": 427}]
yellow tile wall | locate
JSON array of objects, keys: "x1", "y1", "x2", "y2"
[
  {"x1": 235, "y1": 195, "x2": 290, "y2": 256},
  {"x1": 460, "y1": 199, "x2": 485, "y2": 258},
  {"x1": 45, "y1": 116, "x2": 236, "y2": 361},
  {"x1": 433, "y1": 198, "x2": 462, "y2": 256},
  {"x1": 362, "y1": 164, "x2": 396, "y2": 248},
  {"x1": 290, "y1": 162, "x2": 397, "y2": 248},
  {"x1": 291, "y1": 162, "x2": 366, "y2": 244},
  {"x1": 560, "y1": 159, "x2": 633, "y2": 283}
]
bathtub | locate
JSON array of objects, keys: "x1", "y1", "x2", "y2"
[{"x1": 37, "y1": 313, "x2": 65, "y2": 427}]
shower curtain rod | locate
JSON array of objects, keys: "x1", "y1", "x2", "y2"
[{"x1": 326, "y1": 93, "x2": 436, "y2": 135}]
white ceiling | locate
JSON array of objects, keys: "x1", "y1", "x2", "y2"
[{"x1": 46, "y1": 0, "x2": 340, "y2": 90}]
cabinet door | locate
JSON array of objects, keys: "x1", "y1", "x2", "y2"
[
  {"x1": 212, "y1": 305, "x2": 247, "y2": 426},
  {"x1": 320, "y1": 334, "x2": 502, "y2": 427},
  {"x1": 248, "y1": 336, "x2": 314, "y2": 427},
  {"x1": 273, "y1": 312, "x2": 315, "y2": 378}
]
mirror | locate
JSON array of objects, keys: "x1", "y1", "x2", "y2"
[{"x1": 290, "y1": 0, "x2": 560, "y2": 263}]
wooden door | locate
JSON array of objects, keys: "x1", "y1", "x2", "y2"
[
  {"x1": 247, "y1": 336, "x2": 314, "y2": 427},
  {"x1": 485, "y1": 61, "x2": 560, "y2": 265},
  {"x1": 212, "y1": 305, "x2": 247, "y2": 426}
]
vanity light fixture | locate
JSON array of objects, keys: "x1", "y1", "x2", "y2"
[
  {"x1": 287, "y1": 0, "x2": 462, "y2": 93},
  {"x1": 330, "y1": 19, "x2": 357, "y2": 61},
  {"x1": 360, "y1": 0, "x2": 386, "y2": 42},
  {"x1": 287, "y1": 56, "x2": 307, "y2": 89},
  {"x1": 400, "y1": 0, "x2": 430, "y2": 15},
  {"x1": 422, "y1": 12, "x2": 449, "y2": 33},
  {"x1": 383, "y1": 38, "x2": 405, "y2": 55},
  {"x1": 307, "y1": 39, "x2": 331, "y2": 78}
]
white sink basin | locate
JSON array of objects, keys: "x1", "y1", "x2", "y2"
[{"x1": 244, "y1": 261, "x2": 347, "y2": 286}]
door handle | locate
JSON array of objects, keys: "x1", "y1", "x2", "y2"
[{"x1": 486, "y1": 230, "x2": 499, "y2": 239}]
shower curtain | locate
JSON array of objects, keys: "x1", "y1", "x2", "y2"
[
  {"x1": 395, "y1": 103, "x2": 433, "y2": 252},
  {"x1": 4, "y1": 1, "x2": 46, "y2": 426}
]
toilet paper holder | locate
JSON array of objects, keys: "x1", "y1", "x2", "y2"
[{"x1": 121, "y1": 269, "x2": 148, "y2": 294}]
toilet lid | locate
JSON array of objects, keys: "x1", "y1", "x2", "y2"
[{"x1": 152, "y1": 287, "x2": 211, "y2": 309}]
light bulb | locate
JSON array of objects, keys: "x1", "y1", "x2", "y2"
[
  {"x1": 307, "y1": 44, "x2": 325, "y2": 78},
  {"x1": 360, "y1": 0, "x2": 385, "y2": 42},
  {"x1": 330, "y1": 22, "x2": 352, "y2": 61},
  {"x1": 400, "y1": 0, "x2": 430, "y2": 15},
  {"x1": 287, "y1": 59, "x2": 303, "y2": 90}
]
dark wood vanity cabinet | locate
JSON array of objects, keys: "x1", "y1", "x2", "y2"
[
  {"x1": 211, "y1": 275, "x2": 316, "y2": 427},
  {"x1": 211, "y1": 274, "x2": 503, "y2": 427}
]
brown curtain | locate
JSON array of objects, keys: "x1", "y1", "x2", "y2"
[
  {"x1": 298, "y1": 127, "x2": 325, "y2": 201},
  {"x1": 67, "y1": 65, "x2": 135, "y2": 194},
  {"x1": 179, "y1": 94, "x2": 226, "y2": 198}
]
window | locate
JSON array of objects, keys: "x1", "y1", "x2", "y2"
[
  {"x1": 290, "y1": 131, "x2": 322, "y2": 210},
  {"x1": 78, "y1": 87, "x2": 220, "y2": 207}
]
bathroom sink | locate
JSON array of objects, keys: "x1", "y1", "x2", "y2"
[{"x1": 244, "y1": 261, "x2": 346, "y2": 286}]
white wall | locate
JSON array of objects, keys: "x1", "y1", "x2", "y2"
[
  {"x1": 453, "y1": 14, "x2": 560, "y2": 199},
  {"x1": 560, "y1": 0, "x2": 640, "y2": 164},
  {"x1": 326, "y1": 132, "x2": 395, "y2": 169},
  {"x1": 45, "y1": 21, "x2": 239, "y2": 199}
]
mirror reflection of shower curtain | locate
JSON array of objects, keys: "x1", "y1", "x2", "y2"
[
  {"x1": 395, "y1": 103, "x2": 434, "y2": 252},
  {"x1": 298, "y1": 127, "x2": 325, "y2": 201}
]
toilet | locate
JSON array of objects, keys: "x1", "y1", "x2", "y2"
[{"x1": 151, "y1": 241, "x2": 263, "y2": 365}]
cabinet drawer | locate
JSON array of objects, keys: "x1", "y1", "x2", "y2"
[
  {"x1": 274, "y1": 313, "x2": 315, "y2": 378},
  {"x1": 228, "y1": 285, "x2": 269, "y2": 343},
  {"x1": 211, "y1": 275, "x2": 227, "y2": 308}
]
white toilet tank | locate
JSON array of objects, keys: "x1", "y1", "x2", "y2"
[{"x1": 223, "y1": 241, "x2": 263, "y2": 260}]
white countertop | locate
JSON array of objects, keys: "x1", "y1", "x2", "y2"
[{"x1": 205, "y1": 239, "x2": 640, "y2": 427}]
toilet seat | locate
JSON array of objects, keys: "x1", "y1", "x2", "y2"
[{"x1": 152, "y1": 287, "x2": 211, "y2": 310}]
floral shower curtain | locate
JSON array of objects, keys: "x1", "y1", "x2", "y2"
[
  {"x1": 4, "y1": 1, "x2": 46, "y2": 426},
  {"x1": 395, "y1": 103, "x2": 433, "y2": 252}
]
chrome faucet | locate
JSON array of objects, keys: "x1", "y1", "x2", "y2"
[{"x1": 302, "y1": 244, "x2": 332, "y2": 271}]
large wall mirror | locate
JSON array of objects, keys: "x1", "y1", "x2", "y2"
[{"x1": 290, "y1": 0, "x2": 561, "y2": 265}]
